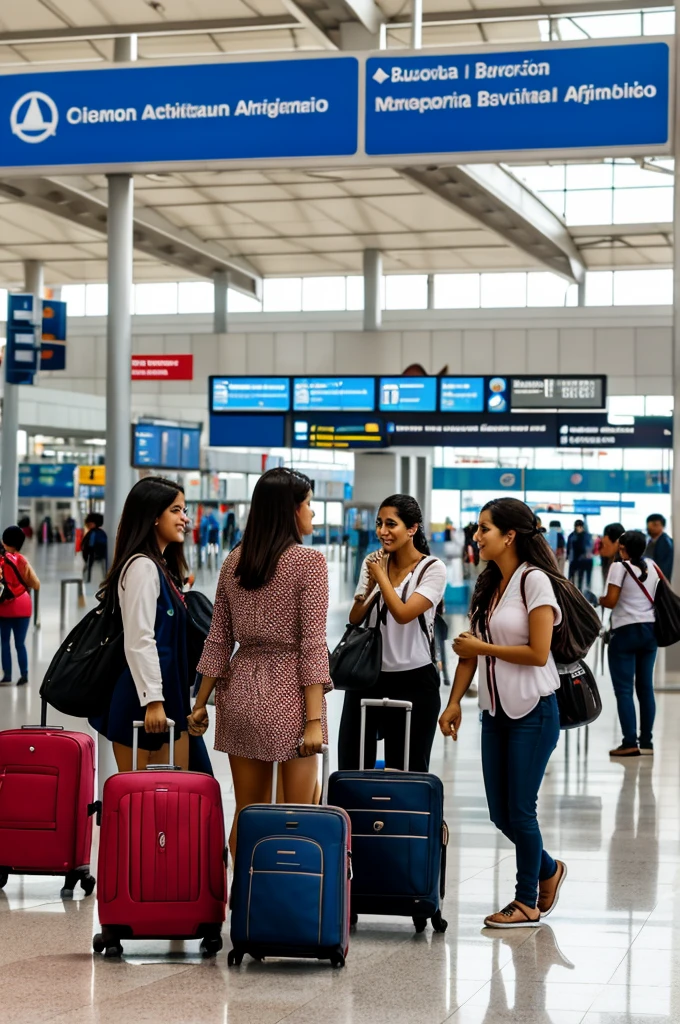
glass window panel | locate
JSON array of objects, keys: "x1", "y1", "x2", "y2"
[
  {"x1": 385, "y1": 275, "x2": 428, "y2": 310},
  {"x1": 434, "y1": 273, "x2": 480, "y2": 308},
  {"x1": 263, "y1": 278, "x2": 302, "y2": 312},
  {"x1": 512, "y1": 165, "x2": 566, "y2": 191},
  {"x1": 585, "y1": 271, "x2": 613, "y2": 306},
  {"x1": 538, "y1": 191, "x2": 567, "y2": 218},
  {"x1": 228, "y1": 288, "x2": 262, "y2": 313},
  {"x1": 302, "y1": 276, "x2": 346, "y2": 311},
  {"x1": 572, "y1": 12, "x2": 641, "y2": 37},
  {"x1": 526, "y1": 272, "x2": 570, "y2": 306},
  {"x1": 644, "y1": 10, "x2": 674, "y2": 34},
  {"x1": 565, "y1": 163, "x2": 613, "y2": 190},
  {"x1": 310, "y1": 500, "x2": 325, "y2": 525},
  {"x1": 326, "y1": 501, "x2": 344, "y2": 526},
  {"x1": 134, "y1": 282, "x2": 178, "y2": 315},
  {"x1": 565, "y1": 189, "x2": 613, "y2": 225},
  {"x1": 613, "y1": 161, "x2": 671, "y2": 188},
  {"x1": 613, "y1": 269, "x2": 672, "y2": 305},
  {"x1": 61, "y1": 284, "x2": 85, "y2": 317},
  {"x1": 85, "y1": 284, "x2": 108, "y2": 316},
  {"x1": 481, "y1": 273, "x2": 527, "y2": 308},
  {"x1": 178, "y1": 281, "x2": 214, "y2": 314},
  {"x1": 613, "y1": 187, "x2": 673, "y2": 224},
  {"x1": 556, "y1": 17, "x2": 589, "y2": 39},
  {"x1": 645, "y1": 395, "x2": 673, "y2": 416},
  {"x1": 346, "y1": 276, "x2": 365, "y2": 310},
  {"x1": 565, "y1": 283, "x2": 578, "y2": 307},
  {"x1": 609, "y1": 395, "x2": 644, "y2": 418}
]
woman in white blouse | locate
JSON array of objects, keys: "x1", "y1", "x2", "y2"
[
  {"x1": 439, "y1": 498, "x2": 568, "y2": 929},
  {"x1": 90, "y1": 477, "x2": 191, "y2": 771}
]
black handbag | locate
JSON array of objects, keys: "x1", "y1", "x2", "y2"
[
  {"x1": 329, "y1": 596, "x2": 384, "y2": 692},
  {"x1": 555, "y1": 659, "x2": 602, "y2": 729},
  {"x1": 184, "y1": 589, "x2": 214, "y2": 681},
  {"x1": 622, "y1": 562, "x2": 680, "y2": 648},
  {"x1": 40, "y1": 586, "x2": 126, "y2": 718}
]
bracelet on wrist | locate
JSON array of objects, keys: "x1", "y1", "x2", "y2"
[{"x1": 306, "y1": 718, "x2": 321, "y2": 723}]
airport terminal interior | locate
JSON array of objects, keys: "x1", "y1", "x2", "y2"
[{"x1": 1, "y1": 0, "x2": 680, "y2": 1021}]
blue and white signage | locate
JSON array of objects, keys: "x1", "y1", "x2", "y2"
[
  {"x1": 379, "y1": 377, "x2": 437, "y2": 412},
  {"x1": 293, "y1": 377, "x2": 375, "y2": 412},
  {"x1": 439, "y1": 377, "x2": 484, "y2": 413},
  {"x1": 19, "y1": 463, "x2": 76, "y2": 499},
  {"x1": 211, "y1": 377, "x2": 291, "y2": 413},
  {"x1": 0, "y1": 57, "x2": 358, "y2": 170},
  {"x1": 365, "y1": 43, "x2": 669, "y2": 156}
]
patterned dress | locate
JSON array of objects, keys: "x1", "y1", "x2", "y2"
[{"x1": 197, "y1": 544, "x2": 331, "y2": 762}]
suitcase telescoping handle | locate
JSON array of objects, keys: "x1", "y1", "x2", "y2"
[
  {"x1": 132, "y1": 719, "x2": 176, "y2": 771},
  {"x1": 271, "y1": 743, "x2": 330, "y2": 805},
  {"x1": 360, "y1": 698, "x2": 413, "y2": 771}
]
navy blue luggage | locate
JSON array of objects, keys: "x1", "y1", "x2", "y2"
[
  {"x1": 228, "y1": 747, "x2": 352, "y2": 968},
  {"x1": 328, "y1": 697, "x2": 448, "y2": 934}
]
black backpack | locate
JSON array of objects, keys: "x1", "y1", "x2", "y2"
[
  {"x1": 520, "y1": 568, "x2": 602, "y2": 663},
  {"x1": 555, "y1": 659, "x2": 602, "y2": 729},
  {"x1": 185, "y1": 589, "x2": 214, "y2": 682}
]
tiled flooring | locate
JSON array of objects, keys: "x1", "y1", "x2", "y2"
[{"x1": 1, "y1": 543, "x2": 678, "y2": 1023}]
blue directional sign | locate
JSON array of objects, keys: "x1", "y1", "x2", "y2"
[
  {"x1": 293, "y1": 377, "x2": 375, "y2": 412},
  {"x1": 365, "y1": 43, "x2": 669, "y2": 155},
  {"x1": 19, "y1": 464, "x2": 76, "y2": 499},
  {"x1": 0, "y1": 57, "x2": 359, "y2": 170},
  {"x1": 379, "y1": 377, "x2": 437, "y2": 412},
  {"x1": 211, "y1": 377, "x2": 291, "y2": 413}
]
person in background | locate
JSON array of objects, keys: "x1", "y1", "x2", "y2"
[
  {"x1": 546, "y1": 520, "x2": 566, "y2": 575},
  {"x1": 645, "y1": 514, "x2": 673, "y2": 581},
  {"x1": 222, "y1": 505, "x2": 237, "y2": 550},
  {"x1": 0, "y1": 526, "x2": 40, "y2": 686},
  {"x1": 567, "y1": 520, "x2": 593, "y2": 591},
  {"x1": 18, "y1": 517, "x2": 33, "y2": 541},
  {"x1": 600, "y1": 529, "x2": 658, "y2": 758},
  {"x1": 82, "y1": 513, "x2": 108, "y2": 584},
  {"x1": 600, "y1": 522, "x2": 625, "y2": 587}
]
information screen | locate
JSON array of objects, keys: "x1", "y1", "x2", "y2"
[
  {"x1": 511, "y1": 376, "x2": 606, "y2": 410},
  {"x1": 439, "y1": 377, "x2": 485, "y2": 413},
  {"x1": 211, "y1": 376, "x2": 290, "y2": 412},
  {"x1": 292, "y1": 416, "x2": 386, "y2": 449},
  {"x1": 133, "y1": 423, "x2": 202, "y2": 469},
  {"x1": 379, "y1": 377, "x2": 437, "y2": 412},
  {"x1": 293, "y1": 377, "x2": 375, "y2": 412},
  {"x1": 209, "y1": 414, "x2": 286, "y2": 448}
]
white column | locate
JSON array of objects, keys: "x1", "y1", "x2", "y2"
[
  {"x1": 411, "y1": 0, "x2": 423, "y2": 49},
  {"x1": 363, "y1": 249, "x2": 382, "y2": 331},
  {"x1": 214, "y1": 270, "x2": 228, "y2": 334},
  {"x1": 427, "y1": 273, "x2": 435, "y2": 310}
]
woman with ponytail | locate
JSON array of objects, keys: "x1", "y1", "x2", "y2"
[
  {"x1": 439, "y1": 497, "x2": 567, "y2": 929},
  {"x1": 600, "y1": 529, "x2": 658, "y2": 758},
  {"x1": 338, "y1": 494, "x2": 446, "y2": 772}
]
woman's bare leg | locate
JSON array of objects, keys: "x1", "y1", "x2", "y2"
[
  {"x1": 281, "y1": 755, "x2": 319, "y2": 805},
  {"x1": 227, "y1": 754, "x2": 274, "y2": 860},
  {"x1": 113, "y1": 733, "x2": 189, "y2": 772}
]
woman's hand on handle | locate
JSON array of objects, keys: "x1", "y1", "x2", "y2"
[
  {"x1": 187, "y1": 705, "x2": 209, "y2": 736},
  {"x1": 144, "y1": 701, "x2": 168, "y2": 734},
  {"x1": 439, "y1": 702, "x2": 462, "y2": 741},
  {"x1": 299, "y1": 719, "x2": 323, "y2": 757}
]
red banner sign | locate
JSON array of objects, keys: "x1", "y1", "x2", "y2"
[{"x1": 131, "y1": 355, "x2": 193, "y2": 380}]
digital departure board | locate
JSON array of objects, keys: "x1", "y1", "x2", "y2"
[
  {"x1": 293, "y1": 377, "x2": 375, "y2": 412},
  {"x1": 209, "y1": 414, "x2": 286, "y2": 448},
  {"x1": 133, "y1": 421, "x2": 202, "y2": 470},
  {"x1": 511, "y1": 376, "x2": 606, "y2": 410},
  {"x1": 292, "y1": 417, "x2": 386, "y2": 449},
  {"x1": 379, "y1": 377, "x2": 437, "y2": 412},
  {"x1": 210, "y1": 376, "x2": 290, "y2": 412},
  {"x1": 439, "y1": 377, "x2": 485, "y2": 413}
]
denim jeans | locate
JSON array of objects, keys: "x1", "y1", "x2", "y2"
[
  {"x1": 481, "y1": 694, "x2": 560, "y2": 907},
  {"x1": 0, "y1": 616, "x2": 30, "y2": 679},
  {"x1": 608, "y1": 622, "x2": 657, "y2": 748}
]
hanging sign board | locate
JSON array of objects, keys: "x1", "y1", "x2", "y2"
[
  {"x1": 19, "y1": 463, "x2": 76, "y2": 498},
  {"x1": 41, "y1": 299, "x2": 67, "y2": 371},
  {"x1": 78, "y1": 465, "x2": 106, "y2": 486},
  {"x1": 131, "y1": 355, "x2": 193, "y2": 380}
]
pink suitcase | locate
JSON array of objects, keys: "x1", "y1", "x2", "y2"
[
  {"x1": 0, "y1": 705, "x2": 97, "y2": 897},
  {"x1": 93, "y1": 720, "x2": 227, "y2": 958}
]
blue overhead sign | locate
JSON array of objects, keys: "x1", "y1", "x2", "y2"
[
  {"x1": 365, "y1": 42, "x2": 669, "y2": 156},
  {"x1": 19, "y1": 464, "x2": 76, "y2": 498},
  {"x1": 0, "y1": 57, "x2": 358, "y2": 170}
]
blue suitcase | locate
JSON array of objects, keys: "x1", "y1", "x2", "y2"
[
  {"x1": 227, "y1": 747, "x2": 352, "y2": 968},
  {"x1": 328, "y1": 697, "x2": 448, "y2": 934}
]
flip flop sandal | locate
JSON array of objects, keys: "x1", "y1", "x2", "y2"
[
  {"x1": 483, "y1": 902, "x2": 542, "y2": 929},
  {"x1": 538, "y1": 860, "x2": 567, "y2": 918}
]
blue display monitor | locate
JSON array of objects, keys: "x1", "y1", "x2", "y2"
[
  {"x1": 439, "y1": 377, "x2": 485, "y2": 413},
  {"x1": 133, "y1": 422, "x2": 202, "y2": 470},
  {"x1": 209, "y1": 414, "x2": 286, "y2": 448},
  {"x1": 211, "y1": 376, "x2": 291, "y2": 413},
  {"x1": 379, "y1": 377, "x2": 437, "y2": 412},
  {"x1": 293, "y1": 377, "x2": 375, "y2": 412}
]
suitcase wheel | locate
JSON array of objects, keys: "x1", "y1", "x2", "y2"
[
  {"x1": 350, "y1": 913, "x2": 358, "y2": 928},
  {"x1": 0, "y1": 870, "x2": 8, "y2": 890},
  {"x1": 61, "y1": 869, "x2": 95, "y2": 900},
  {"x1": 330, "y1": 951, "x2": 345, "y2": 969},
  {"x1": 92, "y1": 933, "x2": 123, "y2": 957},
  {"x1": 432, "y1": 910, "x2": 448, "y2": 934},
  {"x1": 413, "y1": 916, "x2": 428, "y2": 934},
  {"x1": 80, "y1": 873, "x2": 96, "y2": 897},
  {"x1": 200, "y1": 936, "x2": 223, "y2": 958},
  {"x1": 227, "y1": 949, "x2": 244, "y2": 967}
]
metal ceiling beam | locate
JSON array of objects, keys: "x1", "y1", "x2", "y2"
[
  {"x1": 391, "y1": 0, "x2": 665, "y2": 25},
  {"x1": 0, "y1": 177, "x2": 261, "y2": 297},
  {"x1": 280, "y1": 0, "x2": 339, "y2": 49},
  {"x1": 402, "y1": 164, "x2": 585, "y2": 283},
  {"x1": 0, "y1": 17, "x2": 299, "y2": 45}
]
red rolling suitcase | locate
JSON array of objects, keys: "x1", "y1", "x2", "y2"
[
  {"x1": 0, "y1": 703, "x2": 97, "y2": 897},
  {"x1": 93, "y1": 720, "x2": 227, "y2": 958}
]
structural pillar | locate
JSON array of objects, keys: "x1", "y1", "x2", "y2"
[
  {"x1": 214, "y1": 270, "x2": 228, "y2": 334},
  {"x1": 427, "y1": 273, "x2": 435, "y2": 310},
  {"x1": 411, "y1": 0, "x2": 423, "y2": 49},
  {"x1": 363, "y1": 249, "x2": 382, "y2": 331},
  {"x1": 577, "y1": 278, "x2": 586, "y2": 306}
]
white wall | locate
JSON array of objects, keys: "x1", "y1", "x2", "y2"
[{"x1": 37, "y1": 306, "x2": 673, "y2": 424}]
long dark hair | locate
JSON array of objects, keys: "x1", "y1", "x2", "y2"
[
  {"x1": 103, "y1": 476, "x2": 188, "y2": 596},
  {"x1": 379, "y1": 494, "x2": 430, "y2": 555},
  {"x1": 470, "y1": 497, "x2": 561, "y2": 634},
  {"x1": 620, "y1": 529, "x2": 648, "y2": 582},
  {"x1": 235, "y1": 467, "x2": 312, "y2": 590},
  {"x1": 603, "y1": 522, "x2": 625, "y2": 544}
]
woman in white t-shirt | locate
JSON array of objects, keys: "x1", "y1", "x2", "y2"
[
  {"x1": 439, "y1": 497, "x2": 568, "y2": 929},
  {"x1": 600, "y1": 529, "x2": 658, "y2": 758},
  {"x1": 338, "y1": 494, "x2": 447, "y2": 773}
]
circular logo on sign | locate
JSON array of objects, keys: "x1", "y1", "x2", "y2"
[
  {"x1": 570, "y1": 473, "x2": 583, "y2": 486},
  {"x1": 10, "y1": 92, "x2": 58, "y2": 144},
  {"x1": 499, "y1": 472, "x2": 517, "y2": 488}
]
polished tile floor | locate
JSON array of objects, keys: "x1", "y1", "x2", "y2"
[{"x1": 1, "y1": 543, "x2": 679, "y2": 1024}]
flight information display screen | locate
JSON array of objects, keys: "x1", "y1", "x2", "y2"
[
  {"x1": 211, "y1": 376, "x2": 291, "y2": 412},
  {"x1": 209, "y1": 414, "x2": 286, "y2": 448},
  {"x1": 292, "y1": 416, "x2": 386, "y2": 449},
  {"x1": 293, "y1": 377, "x2": 375, "y2": 412},
  {"x1": 439, "y1": 377, "x2": 485, "y2": 413},
  {"x1": 379, "y1": 377, "x2": 437, "y2": 412},
  {"x1": 511, "y1": 376, "x2": 606, "y2": 410},
  {"x1": 133, "y1": 422, "x2": 201, "y2": 469}
]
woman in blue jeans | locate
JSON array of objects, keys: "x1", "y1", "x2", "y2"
[
  {"x1": 600, "y1": 529, "x2": 658, "y2": 758},
  {"x1": 0, "y1": 526, "x2": 40, "y2": 685},
  {"x1": 440, "y1": 498, "x2": 571, "y2": 929}
]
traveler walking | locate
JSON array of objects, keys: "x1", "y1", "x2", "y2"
[
  {"x1": 82, "y1": 513, "x2": 108, "y2": 584},
  {"x1": 0, "y1": 526, "x2": 40, "y2": 685},
  {"x1": 644, "y1": 514, "x2": 673, "y2": 581},
  {"x1": 337, "y1": 494, "x2": 446, "y2": 772},
  {"x1": 600, "y1": 522, "x2": 625, "y2": 587},
  {"x1": 439, "y1": 497, "x2": 568, "y2": 928},
  {"x1": 600, "y1": 529, "x2": 659, "y2": 757},
  {"x1": 89, "y1": 477, "x2": 192, "y2": 771},
  {"x1": 189, "y1": 468, "x2": 329, "y2": 857},
  {"x1": 567, "y1": 519, "x2": 593, "y2": 591},
  {"x1": 546, "y1": 520, "x2": 566, "y2": 575}
]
